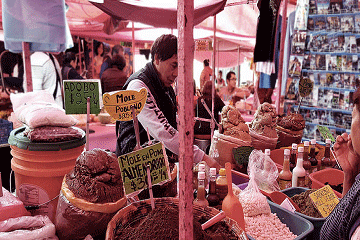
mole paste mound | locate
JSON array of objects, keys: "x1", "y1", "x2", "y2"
[{"x1": 290, "y1": 189, "x2": 322, "y2": 218}]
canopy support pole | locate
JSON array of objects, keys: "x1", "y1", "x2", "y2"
[
  {"x1": 22, "y1": 42, "x2": 32, "y2": 92},
  {"x1": 177, "y1": 0, "x2": 194, "y2": 240},
  {"x1": 132, "y1": 21, "x2": 135, "y2": 73},
  {"x1": 211, "y1": 15, "x2": 217, "y2": 140},
  {"x1": 276, "y1": 0, "x2": 288, "y2": 114}
]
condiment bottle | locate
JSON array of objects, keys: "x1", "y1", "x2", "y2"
[
  {"x1": 207, "y1": 168, "x2": 220, "y2": 207},
  {"x1": 309, "y1": 139, "x2": 318, "y2": 173},
  {"x1": 279, "y1": 149, "x2": 292, "y2": 190},
  {"x1": 321, "y1": 139, "x2": 333, "y2": 169},
  {"x1": 193, "y1": 163, "x2": 207, "y2": 199},
  {"x1": 292, "y1": 146, "x2": 306, "y2": 187},
  {"x1": 302, "y1": 141, "x2": 311, "y2": 187},
  {"x1": 290, "y1": 143, "x2": 297, "y2": 171},
  {"x1": 194, "y1": 172, "x2": 209, "y2": 207},
  {"x1": 216, "y1": 168, "x2": 228, "y2": 203}
]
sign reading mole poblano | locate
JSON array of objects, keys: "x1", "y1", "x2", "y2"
[
  {"x1": 63, "y1": 80, "x2": 101, "y2": 114},
  {"x1": 118, "y1": 142, "x2": 171, "y2": 196},
  {"x1": 103, "y1": 88, "x2": 147, "y2": 121}
]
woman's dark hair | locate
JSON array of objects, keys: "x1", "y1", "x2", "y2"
[
  {"x1": 94, "y1": 41, "x2": 104, "y2": 57},
  {"x1": 151, "y1": 34, "x2": 177, "y2": 62},
  {"x1": 226, "y1": 71, "x2": 235, "y2": 81},
  {"x1": 110, "y1": 55, "x2": 126, "y2": 71},
  {"x1": 201, "y1": 81, "x2": 215, "y2": 98},
  {"x1": 63, "y1": 52, "x2": 76, "y2": 65}
]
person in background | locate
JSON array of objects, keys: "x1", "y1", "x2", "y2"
[
  {"x1": 218, "y1": 71, "x2": 250, "y2": 104},
  {"x1": 199, "y1": 59, "x2": 212, "y2": 90},
  {"x1": 100, "y1": 54, "x2": 127, "y2": 94},
  {"x1": 320, "y1": 87, "x2": 360, "y2": 240},
  {"x1": 61, "y1": 51, "x2": 83, "y2": 80},
  {"x1": 194, "y1": 81, "x2": 225, "y2": 135},
  {"x1": 99, "y1": 44, "x2": 124, "y2": 79},
  {"x1": 216, "y1": 70, "x2": 226, "y2": 91},
  {"x1": 92, "y1": 41, "x2": 105, "y2": 79},
  {"x1": 116, "y1": 34, "x2": 220, "y2": 169},
  {"x1": 23, "y1": 52, "x2": 63, "y2": 107}
]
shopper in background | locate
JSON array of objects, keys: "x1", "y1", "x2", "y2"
[
  {"x1": 218, "y1": 71, "x2": 250, "y2": 104},
  {"x1": 116, "y1": 34, "x2": 220, "y2": 169},
  {"x1": 23, "y1": 52, "x2": 63, "y2": 108},
  {"x1": 320, "y1": 87, "x2": 360, "y2": 240},
  {"x1": 216, "y1": 70, "x2": 226, "y2": 91},
  {"x1": 99, "y1": 44, "x2": 124, "y2": 79},
  {"x1": 100, "y1": 54, "x2": 127, "y2": 94},
  {"x1": 61, "y1": 51, "x2": 83, "y2": 80},
  {"x1": 92, "y1": 41, "x2": 105, "y2": 79},
  {"x1": 199, "y1": 59, "x2": 213, "y2": 90}
]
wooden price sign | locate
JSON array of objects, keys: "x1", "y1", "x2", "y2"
[
  {"x1": 317, "y1": 125, "x2": 336, "y2": 142},
  {"x1": 103, "y1": 88, "x2": 147, "y2": 121},
  {"x1": 299, "y1": 76, "x2": 314, "y2": 98},
  {"x1": 309, "y1": 185, "x2": 340, "y2": 217},
  {"x1": 117, "y1": 142, "x2": 171, "y2": 196},
  {"x1": 63, "y1": 80, "x2": 101, "y2": 114}
]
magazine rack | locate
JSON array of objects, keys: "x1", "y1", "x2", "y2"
[{"x1": 284, "y1": 0, "x2": 358, "y2": 142}]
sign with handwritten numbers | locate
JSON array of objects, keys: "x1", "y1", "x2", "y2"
[
  {"x1": 103, "y1": 88, "x2": 147, "y2": 121},
  {"x1": 309, "y1": 185, "x2": 340, "y2": 217},
  {"x1": 63, "y1": 80, "x2": 101, "y2": 114},
  {"x1": 117, "y1": 142, "x2": 171, "y2": 196}
]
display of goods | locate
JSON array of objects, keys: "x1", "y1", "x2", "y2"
[
  {"x1": 25, "y1": 126, "x2": 83, "y2": 142},
  {"x1": 290, "y1": 189, "x2": 322, "y2": 218},
  {"x1": 249, "y1": 129, "x2": 278, "y2": 151},
  {"x1": 55, "y1": 148, "x2": 127, "y2": 240},
  {"x1": 276, "y1": 113, "x2": 305, "y2": 148},
  {"x1": 106, "y1": 198, "x2": 244, "y2": 240},
  {"x1": 220, "y1": 105, "x2": 251, "y2": 143}
]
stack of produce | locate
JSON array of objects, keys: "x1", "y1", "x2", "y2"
[
  {"x1": 249, "y1": 103, "x2": 278, "y2": 150},
  {"x1": 276, "y1": 112, "x2": 306, "y2": 148},
  {"x1": 220, "y1": 105, "x2": 251, "y2": 143}
]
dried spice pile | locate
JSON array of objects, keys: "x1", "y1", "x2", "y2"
[
  {"x1": 325, "y1": 182, "x2": 343, "y2": 194},
  {"x1": 291, "y1": 189, "x2": 323, "y2": 218},
  {"x1": 114, "y1": 204, "x2": 239, "y2": 240}
]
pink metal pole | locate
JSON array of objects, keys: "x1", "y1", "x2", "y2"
[
  {"x1": 211, "y1": 15, "x2": 216, "y2": 140},
  {"x1": 132, "y1": 21, "x2": 135, "y2": 73},
  {"x1": 22, "y1": 42, "x2": 32, "y2": 92},
  {"x1": 177, "y1": 0, "x2": 194, "y2": 239},
  {"x1": 276, "y1": 0, "x2": 288, "y2": 114}
]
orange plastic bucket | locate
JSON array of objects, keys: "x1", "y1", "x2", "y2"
[{"x1": 9, "y1": 126, "x2": 85, "y2": 222}]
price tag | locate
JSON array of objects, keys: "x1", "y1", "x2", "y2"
[
  {"x1": 117, "y1": 142, "x2": 171, "y2": 196},
  {"x1": 103, "y1": 88, "x2": 147, "y2": 121},
  {"x1": 317, "y1": 125, "x2": 336, "y2": 142},
  {"x1": 309, "y1": 185, "x2": 340, "y2": 217},
  {"x1": 232, "y1": 146, "x2": 254, "y2": 166},
  {"x1": 63, "y1": 80, "x2": 101, "y2": 114},
  {"x1": 298, "y1": 76, "x2": 314, "y2": 97}
]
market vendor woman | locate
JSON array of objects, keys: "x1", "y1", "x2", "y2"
[
  {"x1": 116, "y1": 34, "x2": 220, "y2": 169},
  {"x1": 320, "y1": 87, "x2": 360, "y2": 240}
]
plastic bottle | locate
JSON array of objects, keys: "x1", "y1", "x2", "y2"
[
  {"x1": 216, "y1": 168, "x2": 228, "y2": 203},
  {"x1": 279, "y1": 149, "x2": 292, "y2": 190},
  {"x1": 292, "y1": 146, "x2": 306, "y2": 187},
  {"x1": 309, "y1": 139, "x2": 318, "y2": 173},
  {"x1": 193, "y1": 163, "x2": 207, "y2": 199},
  {"x1": 290, "y1": 143, "x2": 297, "y2": 171},
  {"x1": 303, "y1": 141, "x2": 311, "y2": 187},
  {"x1": 207, "y1": 168, "x2": 220, "y2": 207},
  {"x1": 194, "y1": 172, "x2": 209, "y2": 207},
  {"x1": 321, "y1": 139, "x2": 333, "y2": 169}
]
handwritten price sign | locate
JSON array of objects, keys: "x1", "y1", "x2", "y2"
[
  {"x1": 103, "y1": 88, "x2": 147, "y2": 121},
  {"x1": 63, "y1": 80, "x2": 101, "y2": 114},
  {"x1": 309, "y1": 185, "x2": 340, "y2": 217},
  {"x1": 117, "y1": 142, "x2": 171, "y2": 196}
]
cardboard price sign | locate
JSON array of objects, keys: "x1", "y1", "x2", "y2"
[
  {"x1": 317, "y1": 125, "x2": 336, "y2": 142},
  {"x1": 118, "y1": 142, "x2": 171, "y2": 196},
  {"x1": 103, "y1": 88, "x2": 147, "y2": 121},
  {"x1": 309, "y1": 185, "x2": 340, "y2": 217},
  {"x1": 63, "y1": 80, "x2": 101, "y2": 114}
]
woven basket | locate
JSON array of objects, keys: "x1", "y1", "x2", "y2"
[
  {"x1": 249, "y1": 129, "x2": 278, "y2": 151},
  {"x1": 106, "y1": 197, "x2": 245, "y2": 240},
  {"x1": 275, "y1": 126, "x2": 303, "y2": 148}
]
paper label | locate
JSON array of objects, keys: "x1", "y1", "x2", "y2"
[
  {"x1": 63, "y1": 80, "x2": 101, "y2": 114},
  {"x1": 103, "y1": 88, "x2": 147, "y2": 121},
  {"x1": 280, "y1": 198, "x2": 296, "y2": 213},
  {"x1": 117, "y1": 142, "x2": 170, "y2": 196},
  {"x1": 279, "y1": 179, "x2": 292, "y2": 190},
  {"x1": 309, "y1": 185, "x2": 340, "y2": 217}
]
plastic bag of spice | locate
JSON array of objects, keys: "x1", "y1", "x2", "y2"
[
  {"x1": 247, "y1": 149, "x2": 280, "y2": 193},
  {"x1": 239, "y1": 168, "x2": 271, "y2": 217},
  {"x1": 55, "y1": 179, "x2": 127, "y2": 240}
]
